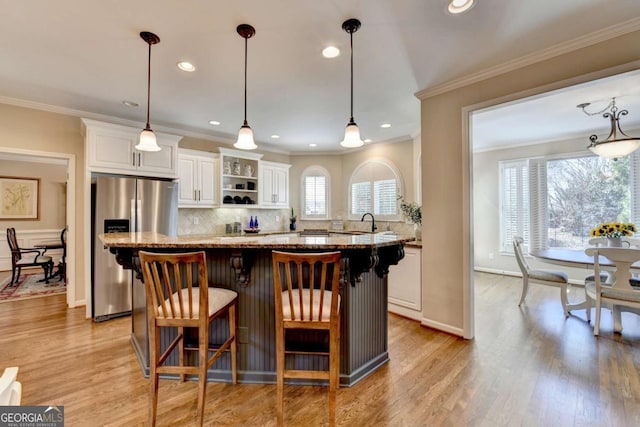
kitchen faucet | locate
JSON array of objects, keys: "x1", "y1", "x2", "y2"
[{"x1": 361, "y1": 213, "x2": 377, "y2": 233}]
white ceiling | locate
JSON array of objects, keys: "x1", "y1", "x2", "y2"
[
  {"x1": 1, "y1": 0, "x2": 640, "y2": 153},
  {"x1": 472, "y1": 70, "x2": 640, "y2": 152}
]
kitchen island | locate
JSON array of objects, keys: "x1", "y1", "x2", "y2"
[{"x1": 100, "y1": 231, "x2": 413, "y2": 386}]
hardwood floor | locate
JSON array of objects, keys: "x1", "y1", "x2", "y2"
[{"x1": 1, "y1": 272, "x2": 640, "y2": 426}]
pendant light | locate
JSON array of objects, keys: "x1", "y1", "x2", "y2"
[
  {"x1": 235, "y1": 24, "x2": 257, "y2": 150},
  {"x1": 136, "y1": 31, "x2": 161, "y2": 152},
  {"x1": 579, "y1": 98, "x2": 640, "y2": 159},
  {"x1": 340, "y1": 18, "x2": 364, "y2": 148}
]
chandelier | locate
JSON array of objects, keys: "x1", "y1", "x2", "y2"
[{"x1": 578, "y1": 98, "x2": 640, "y2": 159}]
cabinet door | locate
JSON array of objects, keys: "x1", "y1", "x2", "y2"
[
  {"x1": 90, "y1": 132, "x2": 137, "y2": 172},
  {"x1": 177, "y1": 155, "x2": 198, "y2": 207},
  {"x1": 260, "y1": 166, "x2": 276, "y2": 206},
  {"x1": 273, "y1": 167, "x2": 289, "y2": 207},
  {"x1": 388, "y1": 246, "x2": 422, "y2": 319},
  {"x1": 198, "y1": 157, "x2": 217, "y2": 207},
  {"x1": 138, "y1": 139, "x2": 177, "y2": 176}
]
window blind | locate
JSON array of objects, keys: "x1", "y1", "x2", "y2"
[
  {"x1": 500, "y1": 160, "x2": 529, "y2": 252},
  {"x1": 374, "y1": 179, "x2": 397, "y2": 215},
  {"x1": 528, "y1": 158, "x2": 547, "y2": 252},
  {"x1": 351, "y1": 182, "x2": 371, "y2": 214},
  {"x1": 304, "y1": 175, "x2": 327, "y2": 216}
]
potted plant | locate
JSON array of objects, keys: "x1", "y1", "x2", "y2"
[
  {"x1": 289, "y1": 207, "x2": 297, "y2": 231},
  {"x1": 398, "y1": 196, "x2": 422, "y2": 241}
]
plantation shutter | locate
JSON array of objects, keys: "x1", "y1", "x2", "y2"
[
  {"x1": 374, "y1": 179, "x2": 397, "y2": 215},
  {"x1": 351, "y1": 182, "x2": 371, "y2": 215},
  {"x1": 304, "y1": 175, "x2": 327, "y2": 216},
  {"x1": 500, "y1": 160, "x2": 529, "y2": 252},
  {"x1": 630, "y1": 151, "x2": 640, "y2": 226},
  {"x1": 529, "y1": 158, "x2": 547, "y2": 252}
]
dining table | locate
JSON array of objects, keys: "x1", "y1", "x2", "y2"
[
  {"x1": 531, "y1": 247, "x2": 640, "y2": 332},
  {"x1": 34, "y1": 240, "x2": 66, "y2": 282}
]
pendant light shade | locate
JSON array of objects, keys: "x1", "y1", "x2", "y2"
[
  {"x1": 581, "y1": 98, "x2": 640, "y2": 159},
  {"x1": 136, "y1": 31, "x2": 161, "y2": 152},
  {"x1": 235, "y1": 24, "x2": 257, "y2": 150},
  {"x1": 340, "y1": 18, "x2": 363, "y2": 148}
]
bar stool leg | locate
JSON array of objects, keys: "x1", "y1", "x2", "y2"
[
  {"x1": 230, "y1": 302, "x2": 238, "y2": 384},
  {"x1": 276, "y1": 320, "x2": 285, "y2": 426}
]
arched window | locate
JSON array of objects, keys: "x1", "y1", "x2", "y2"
[
  {"x1": 348, "y1": 158, "x2": 403, "y2": 221},
  {"x1": 301, "y1": 165, "x2": 330, "y2": 219}
]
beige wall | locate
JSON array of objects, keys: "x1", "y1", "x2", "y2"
[
  {"x1": 289, "y1": 154, "x2": 344, "y2": 219},
  {"x1": 289, "y1": 139, "x2": 416, "y2": 221},
  {"x1": 0, "y1": 160, "x2": 67, "y2": 230},
  {"x1": 180, "y1": 137, "x2": 291, "y2": 164},
  {"x1": 419, "y1": 30, "x2": 640, "y2": 335},
  {"x1": 0, "y1": 104, "x2": 84, "y2": 301}
]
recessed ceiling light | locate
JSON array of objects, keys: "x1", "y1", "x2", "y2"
[
  {"x1": 177, "y1": 61, "x2": 196, "y2": 72},
  {"x1": 322, "y1": 46, "x2": 340, "y2": 58},
  {"x1": 208, "y1": 120, "x2": 220, "y2": 126},
  {"x1": 380, "y1": 123, "x2": 391, "y2": 128},
  {"x1": 309, "y1": 143, "x2": 317, "y2": 147},
  {"x1": 122, "y1": 100, "x2": 139, "y2": 107},
  {"x1": 271, "y1": 135, "x2": 280, "y2": 139},
  {"x1": 364, "y1": 139, "x2": 372, "y2": 143},
  {"x1": 448, "y1": 0, "x2": 475, "y2": 14}
]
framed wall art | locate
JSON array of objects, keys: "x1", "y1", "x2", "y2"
[{"x1": 0, "y1": 176, "x2": 40, "y2": 220}]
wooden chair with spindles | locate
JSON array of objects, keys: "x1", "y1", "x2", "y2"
[
  {"x1": 138, "y1": 250, "x2": 238, "y2": 427},
  {"x1": 272, "y1": 250, "x2": 342, "y2": 426}
]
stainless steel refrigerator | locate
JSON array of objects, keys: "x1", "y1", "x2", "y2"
[{"x1": 91, "y1": 175, "x2": 178, "y2": 322}]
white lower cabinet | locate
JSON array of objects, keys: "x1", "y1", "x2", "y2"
[
  {"x1": 388, "y1": 246, "x2": 422, "y2": 320},
  {"x1": 178, "y1": 149, "x2": 218, "y2": 208}
]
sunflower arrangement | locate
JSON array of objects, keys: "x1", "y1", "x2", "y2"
[{"x1": 589, "y1": 222, "x2": 636, "y2": 238}]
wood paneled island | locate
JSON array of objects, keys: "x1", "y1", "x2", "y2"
[{"x1": 100, "y1": 231, "x2": 412, "y2": 386}]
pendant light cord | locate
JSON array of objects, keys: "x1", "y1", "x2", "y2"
[
  {"x1": 244, "y1": 36, "x2": 248, "y2": 125},
  {"x1": 349, "y1": 30, "x2": 354, "y2": 122},
  {"x1": 145, "y1": 41, "x2": 152, "y2": 129}
]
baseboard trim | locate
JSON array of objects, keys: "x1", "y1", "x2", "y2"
[
  {"x1": 421, "y1": 318, "x2": 464, "y2": 337},
  {"x1": 473, "y1": 267, "x2": 585, "y2": 286}
]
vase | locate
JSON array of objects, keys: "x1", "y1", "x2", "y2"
[
  {"x1": 414, "y1": 224, "x2": 422, "y2": 241},
  {"x1": 608, "y1": 237, "x2": 622, "y2": 247},
  {"x1": 289, "y1": 221, "x2": 296, "y2": 231}
]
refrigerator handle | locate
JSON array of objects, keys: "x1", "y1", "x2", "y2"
[
  {"x1": 132, "y1": 152, "x2": 135, "y2": 166},
  {"x1": 137, "y1": 153, "x2": 141, "y2": 167}
]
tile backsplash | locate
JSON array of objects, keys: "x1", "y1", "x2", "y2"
[{"x1": 178, "y1": 208, "x2": 416, "y2": 236}]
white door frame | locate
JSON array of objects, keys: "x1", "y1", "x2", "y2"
[{"x1": 0, "y1": 147, "x2": 76, "y2": 308}]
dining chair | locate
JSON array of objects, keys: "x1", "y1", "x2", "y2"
[
  {"x1": 584, "y1": 247, "x2": 640, "y2": 335},
  {"x1": 272, "y1": 250, "x2": 342, "y2": 427},
  {"x1": 0, "y1": 367, "x2": 21, "y2": 406},
  {"x1": 513, "y1": 236, "x2": 571, "y2": 316},
  {"x1": 585, "y1": 237, "x2": 611, "y2": 285},
  {"x1": 6, "y1": 227, "x2": 54, "y2": 285},
  {"x1": 138, "y1": 250, "x2": 238, "y2": 427}
]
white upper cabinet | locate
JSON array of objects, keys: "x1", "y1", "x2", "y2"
[
  {"x1": 259, "y1": 161, "x2": 291, "y2": 208},
  {"x1": 82, "y1": 119, "x2": 181, "y2": 178},
  {"x1": 178, "y1": 149, "x2": 218, "y2": 208}
]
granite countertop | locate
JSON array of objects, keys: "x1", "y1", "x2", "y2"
[
  {"x1": 405, "y1": 240, "x2": 422, "y2": 248},
  {"x1": 100, "y1": 231, "x2": 414, "y2": 250}
]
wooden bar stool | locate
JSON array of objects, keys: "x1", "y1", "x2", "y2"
[
  {"x1": 272, "y1": 251, "x2": 342, "y2": 426},
  {"x1": 139, "y1": 251, "x2": 238, "y2": 427}
]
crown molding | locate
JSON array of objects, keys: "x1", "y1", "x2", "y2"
[
  {"x1": 0, "y1": 95, "x2": 298, "y2": 155},
  {"x1": 416, "y1": 17, "x2": 640, "y2": 100}
]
